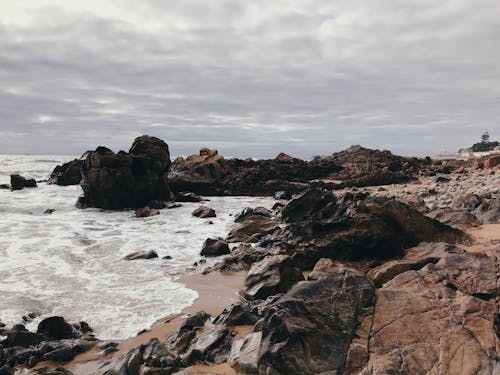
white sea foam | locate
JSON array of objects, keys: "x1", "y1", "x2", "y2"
[{"x1": 0, "y1": 155, "x2": 273, "y2": 339}]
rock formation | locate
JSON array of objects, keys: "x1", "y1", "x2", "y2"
[{"x1": 77, "y1": 135, "x2": 171, "y2": 209}]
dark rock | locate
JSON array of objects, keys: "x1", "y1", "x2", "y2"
[
  {"x1": 427, "y1": 208, "x2": 481, "y2": 228},
  {"x1": 37, "y1": 316, "x2": 75, "y2": 340},
  {"x1": 307, "y1": 258, "x2": 338, "y2": 280},
  {"x1": 273, "y1": 190, "x2": 291, "y2": 200},
  {"x1": 48, "y1": 159, "x2": 83, "y2": 186},
  {"x1": 167, "y1": 312, "x2": 211, "y2": 354},
  {"x1": 191, "y1": 206, "x2": 216, "y2": 218},
  {"x1": 0, "y1": 365, "x2": 12, "y2": 375},
  {"x1": 147, "y1": 200, "x2": 167, "y2": 209},
  {"x1": 228, "y1": 332, "x2": 261, "y2": 374},
  {"x1": 43, "y1": 346, "x2": 74, "y2": 362},
  {"x1": 234, "y1": 207, "x2": 272, "y2": 223},
  {"x1": 142, "y1": 338, "x2": 179, "y2": 369},
  {"x1": 134, "y1": 206, "x2": 160, "y2": 218},
  {"x1": 10, "y1": 174, "x2": 37, "y2": 190},
  {"x1": 258, "y1": 266, "x2": 374, "y2": 375},
  {"x1": 5, "y1": 325, "x2": 44, "y2": 347},
  {"x1": 0, "y1": 184, "x2": 11, "y2": 190},
  {"x1": 182, "y1": 324, "x2": 230, "y2": 364},
  {"x1": 200, "y1": 238, "x2": 230, "y2": 257},
  {"x1": 78, "y1": 135, "x2": 171, "y2": 210},
  {"x1": 123, "y1": 250, "x2": 158, "y2": 260},
  {"x1": 242, "y1": 255, "x2": 304, "y2": 300},
  {"x1": 166, "y1": 202, "x2": 182, "y2": 209},
  {"x1": 226, "y1": 216, "x2": 280, "y2": 243},
  {"x1": 103, "y1": 346, "x2": 143, "y2": 375},
  {"x1": 43, "y1": 209, "x2": 56, "y2": 215},
  {"x1": 175, "y1": 192, "x2": 202, "y2": 202}
]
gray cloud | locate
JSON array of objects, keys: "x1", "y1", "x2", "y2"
[{"x1": 0, "y1": 0, "x2": 499, "y2": 157}]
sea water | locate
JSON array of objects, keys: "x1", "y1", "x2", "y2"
[{"x1": 0, "y1": 155, "x2": 273, "y2": 339}]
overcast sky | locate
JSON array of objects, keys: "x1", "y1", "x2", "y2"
[{"x1": 0, "y1": 0, "x2": 499, "y2": 157}]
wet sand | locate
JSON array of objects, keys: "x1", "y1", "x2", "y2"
[{"x1": 58, "y1": 271, "x2": 246, "y2": 374}]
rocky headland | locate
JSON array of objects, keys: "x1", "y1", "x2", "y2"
[{"x1": 2, "y1": 136, "x2": 499, "y2": 375}]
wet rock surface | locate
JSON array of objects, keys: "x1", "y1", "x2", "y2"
[
  {"x1": 48, "y1": 159, "x2": 83, "y2": 186},
  {"x1": 77, "y1": 135, "x2": 172, "y2": 209},
  {"x1": 200, "y1": 238, "x2": 230, "y2": 257},
  {"x1": 10, "y1": 174, "x2": 37, "y2": 190}
]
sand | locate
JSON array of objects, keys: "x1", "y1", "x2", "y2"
[{"x1": 36, "y1": 271, "x2": 247, "y2": 375}]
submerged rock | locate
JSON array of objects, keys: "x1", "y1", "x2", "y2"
[
  {"x1": 134, "y1": 206, "x2": 160, "y2": 218},
  {"x1": 123, "y1": 250, "x2": 158, "y2": 260}
]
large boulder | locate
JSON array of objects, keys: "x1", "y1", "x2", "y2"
[
  {"x1": 358, "y1": 246, "x2": 498, "y2": 374},
  {"x1": 10, "y1": 174, "x2": 37, "y2": 190},
  {"x1": 242, "y1": 255, "x2": 304, "y2": 300},
  {"x1": 200, "y1": 238, "x2": 230, "y2": 257},
  {"x1": 191, "y1": 206, "x2": 216, "y2": 218},
  {"x1": 48, "y1": 159, "x2": 83, "y2": 186},
  {"x1": 275, "y1": 189, "x2": 470, "y2": 268},
  {"x1": 37, "y1": 316, "x2": 76, "y2": 340},
  {"x1": 77, "y1": 136, "x2": 171, "y2": 209},
  {"x1": 226, "y1": 216, "x2": 280, "y2": 243},
  {"x1": 258, "y1": 266, "x2": 374, "y2": 375}
]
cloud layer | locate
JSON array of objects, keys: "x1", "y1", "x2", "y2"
[{"x1": 1, "y1": 0, "x2": 499, "y2": 157}]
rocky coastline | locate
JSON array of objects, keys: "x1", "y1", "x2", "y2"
[{"x1": 1, "y1": 136, "x2": 499, "y2": 375}]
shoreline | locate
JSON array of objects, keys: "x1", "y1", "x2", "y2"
[{"x1": 60, "y1": 271, "x2": 246, "y2": 374}]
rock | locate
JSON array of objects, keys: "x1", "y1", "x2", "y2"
[
  {"x1": 43, "y1": 346, "x2": 74, "y2": 362},
  {"x1": 200, "y1": 238, "x2": 230, "y2": 257},
  {"x1": 435, "y1": 175, "x2": 451, "y2": 183},
  {"x1": 169, "y1": 147, "x2": 342, "y2": 196},
  {"x1": 37, "y1": 316, "x2": 76, "y2": 340},
  {"x1": 274, "y1": 189, "x2": 470, "y2": 269},
  {"x1": 182, "y1": 324, "x2": 230, "y2": 364},
  {"x1": 43, "y1": 209, "x2": 56, "y2": 215},
  {"x1": 0, "y1": 365, "x2": 13, "y2": 375},
  {"x1": 427, "y1": 208, "x2": 481, "y2": 228},
  {"x1": 103, "y1": 346, "x2": 143, "y2": 375},
  {"x1": 242, "y1": 255, "x2": 304, "y2": 300},
  {"x1": 5, "y1": 325, "x2": 44, "y2": 347},
  {"x1": 0, "y1": 184, "x2": 11, "y2": 190},
  {"x1": 307, "y1": 258, "x2": 338, "y2": 280},
  {"x1": 191, "y1": 206, "x2": 216, "y2": 218},
  {"x1": 358, "y1": 247, "x2": 498, "y2": 374},
  {"x1": 234, "y1": 207, "x2": 272, "y2": 223},
  {"x1": 134, "y1": 206, "x2": 160, "y2": 218},
  {"x1": 123, "y1": 250, "x2": 158, "y2": 260},
  {"x1": 484, "y1": 154, "x2": 500, "y2": 168},
  {"x1": 175, "y1": 192, "x2": 203, "y2": 202},
  {"x1": 168, "y1": 312, "x2": 211, "y2": 354},
  {"x1": 258, "y1": 266, "x2": 374, "y2": 375},
  {"x1": 48, "y1": 159, "x2": 83, "y2": 186},
  {"x1": 273, "y1": 190, "x2": 291, "y2": 200},
  {"x1": 226, "y1": 216, "x2": 280, "y2": 243},
  {"x1": 166, "y1": 202, "x2": 182, "y2": 209},
  {"x1": 147, "y1": 200, "x2": 167, "y2": 209},
  {"x1": 10, "y1": 174, "x2": 37, "y2": 190},
  {"x1": 228, "y1": 332, "x2": 261, "y2": 374},
  {"x1": 77, "y1": 135, "x2": 171, "y2": 209},
  {"x1": 142, "y1": 338, "x2": 179, "y2": 370}
]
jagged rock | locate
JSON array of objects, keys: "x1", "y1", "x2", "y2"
[
  {"x1": 48, "y1": 159, "x2": 83, "y2": 186},
  {"x1": 228, "y1": 332, "x2": 261, "y2": 374},
  {"x1": 213, "y1": 295, "x2": 282, "y2": 327},
  {"x1": 275, "y1": 189, "x2": 470, "y2": 269},
  {"x1": 43, "y1": 346, "x2": 74, "y2": 362},
  {"x1": 307, "y1": 258, "x2": 338, "y2": 280},
  {"x1": 226, "y1": 216, "x2": 280, "y2": 243},
  {"x1": 169, "y1": 147, "x2": 342, "y2": 196},
  {"x1": 43, "y1": 208, "x2": 56, "y2": 215},
  {"x1": 258, "y1": 266, "x2": 374, "y2": 375},
  {"x1": 191, "y1": 206, "x2": 216, "y2": 218},
  {"x1": 0, "y1": 184, "x2": 11, "y2": 190},
  {"x1": 103, "y1": 346, "x2": 143, "y2": 375},
  {"x1": 200, "y1": 238, "x2": 230, "y2": 257},
  {"x1": 134, "y1": 206, "x2": 160, "y2": 218},
  {"x1": 123, "y1": 250, "x2": 158, "y2": 260},
  {"x1": 168, "y1": 312, "x2": 211, "y2": 353},
  {"x1": 0, "y1": 364, "x2": 13, "y2": 375},
  {"x1": 37, "y1": 316, "x2": 76, "y2": 340},
  {"x1": 242, "y1": 255, "x2": 304, "y2": 300},
  {"x1": 427, "y1": 208, "x2": 481, "y2": 228},
  {"x1": 182, "y1": 324, "x2": 230, "y2": 365},
  {"x1": 77, "y1": 135, "x2": 171, "y2": 209},
  {"x1": 142, "y1": 338, "x2": 179, "y2": 369},
  {"x1": 234, "y1": 207, "x2": 272, "y2": 223},
  {"x1": 10, "y1": 174, "x2": 37, "y2": 190},
  {"x1": 358, "y1": 246, "x2": 498, "y2": 374}
]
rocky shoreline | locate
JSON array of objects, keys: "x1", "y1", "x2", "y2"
[{"x1": 1, "y1": 136, "x2": 499, "y2": 374}]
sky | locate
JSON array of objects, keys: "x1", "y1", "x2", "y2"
[{"x1": 0, "y1": 0, "x2": 499, "y2": 157}]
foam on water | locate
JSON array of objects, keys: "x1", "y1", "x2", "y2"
[{"x1": 0, "y1": 156, "x2": 273, "y2": 339}]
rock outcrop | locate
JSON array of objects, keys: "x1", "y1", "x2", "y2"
[
  {"x1": 10, "y1": 174, "x2": 37, "y2": 190},
  {"x1": 77, "y1": 135, "x2": 171, "y2": 209},
  {"x1": 48, "y1": 159, "x2": 83, "y2": 186}
]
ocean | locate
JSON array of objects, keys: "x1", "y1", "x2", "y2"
[{"x1": 0, "y1": 155, "x2": 272, "y2": 339}]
